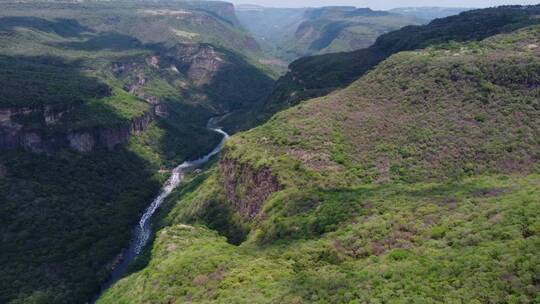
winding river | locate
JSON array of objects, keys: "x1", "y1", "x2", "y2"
[{"x1": 96, "y1": 117, "x2": 229, "y2": 298}]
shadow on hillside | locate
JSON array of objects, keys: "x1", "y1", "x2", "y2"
[
  {"x1": 256, "y1": 179, "x2": 510, "y2": 245},
  {"x1": 53, "y1": 32, "x2": 144, "y2": 51},
  {"x1": 0, "y1": 16, "x2": 93, "y2": 38},
  {"x1": 0, "y1": 147, "x2": 162, "y2": 304},
  {"x1": 0, "y1": 53, "x2": 163, "y2": 303},
  {"x1": 201, "y1": 45, "x2": 274, "y2": 109},
  {"x1": 0, "y1": 55, "x2": 110, "y2": 108}
]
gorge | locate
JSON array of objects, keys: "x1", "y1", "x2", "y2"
[
  {"x1": 98, "y1": 116, "x2": 229, "y2": 298},
  {"x1": 1, "y1": 2, "x2": 539, "y2": 304}
]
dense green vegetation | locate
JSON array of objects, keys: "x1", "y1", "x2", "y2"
[
  {"x1": 100, "y1": 173, "x2": 540, "y2": 303},
  {"x1": 0, "y1": 55, "x2": 110, "y2": 108},
  {"x1": 100, "y1": 26, "x2": 540, "y2": 303},
  {"x1": 2, "y1": 2, "x2": 539, "y2": 303},
  {"x1": 262, "y1": 4, "x2": 540, "y2": 117},
  {"x1": 0, "y1": 1, "x2": 273, "y2": 303},
  {"x1": 0, "y1": 149, "x2": 162, "y2": 303}
]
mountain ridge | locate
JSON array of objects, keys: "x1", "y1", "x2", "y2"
[
  {"x1": 236, "y1": 5, "x2": 421, "y2": 64},
  {"x1": 260, "y1": 4, "x2": 540, "y2": 121}
]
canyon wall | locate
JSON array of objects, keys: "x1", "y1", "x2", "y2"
[
  {"x1": 0, "y1": 106, "x2": 154, "y2": 153},
  {"x1": 219, "y1": 155, "x2": 282, "y2": 220}
]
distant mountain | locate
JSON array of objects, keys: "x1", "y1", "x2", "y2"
[
  {"x1": 390, "y1": 7, "x2": 474, "y2": 21},
  {"x1": 260, "y1": 5, "x2": 540, "y2": 119},
  {"x1": 236, "y1": 5, "x2": 420, "y2": 64},
  {"x1": 235, "y1": 5, "x2": 306, "y2": 65}
]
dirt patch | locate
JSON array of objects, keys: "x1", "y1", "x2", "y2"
[
  {"x1": 437, "y1": 197, "x2": 458, "y2": 210},
  {"x1": 375, "y1": 157, "x2": 391, "y2": 183},
  {"x1": 473, "y1": 188, "x2": 507, "y2": 198},
  {"x1": 287, "y1": 148, "x2": 340, "y2": 172},
  {"x1": 166, "y1": 243, "x2": 178, "y2": 252}
]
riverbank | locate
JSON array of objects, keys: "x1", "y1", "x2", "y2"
[{"x1": 95, "y1": 117, "x2": 229, "y2": 300}]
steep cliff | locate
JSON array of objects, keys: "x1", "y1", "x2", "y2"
[
  {"x1": 0, "y1": 103, "x2": 155, "y2": 153},
  {"x1": 219, "y1": 155, "x2": 282, "y2": 220}
]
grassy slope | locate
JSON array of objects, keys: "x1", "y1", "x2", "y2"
[
  {"x1": 99, "y1": 27, "x2": 540, "y2": 303},
  {"x1": 100, "y1": 174, "x2": 540, "y2": 303},
  {"x1": 0, "y1": 2, "x2": 272, "y2": 303}
]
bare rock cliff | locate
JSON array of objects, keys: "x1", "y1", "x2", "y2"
[
  {"x1": 172, "y1": 44, "x2": 227, "y2": 86},
  {"x1": 0, "y1": 106, "x2": 153, "y2": 153},
  {"x1": 219, "y1": 155, "x2": 282, "y2": 220}
]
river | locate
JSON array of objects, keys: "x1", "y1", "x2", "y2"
[{"x1": 95, "y1": 117, "x2": 229, "y2": 300}]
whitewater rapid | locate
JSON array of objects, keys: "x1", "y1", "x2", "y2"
[{"x1": 97, "y1": 118, "x2": 229, "y2": 297}]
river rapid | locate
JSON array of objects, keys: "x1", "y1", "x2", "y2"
[{"x1": 95, "y1": 117, "x2": 229, "y2": 299}]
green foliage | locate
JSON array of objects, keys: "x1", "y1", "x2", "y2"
[
  {"x1": 0, "y1": 55, "x2": 110, "y2": 108},
  {"x1": 0, "y1": 149, "x2": 162, "y2": 303},
  {"x1": 262, "y1": 5, "x2": 540, "y2": 118},
  {"x1": 100, "y1": 174, "x2": 540, "y2": 303},
  {"x1": 100, "y1": 26, "x2": 540, "y2": 303},
  {"x1": 0, "y1": 1, "x2": 274, "y2": 303},
  {"x1": 330, "y1": 132, "x2": 347, "y2": 165}
]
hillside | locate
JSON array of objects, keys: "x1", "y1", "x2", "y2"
[
  {"x1": 98, "y1": 26, "x2": 540, "y2": 303},
  {"x1": 0, "y1": 1, "x2": 273, "y2": 303},
  {"x1": 390, "y1": 7, "x2": 473, "y2": 21},
  {"x1": 237, "y1": 5, "x2": 420, "y2": 64},
  {"x1": 261, "y1": 5, "x2": 540, "y2": 118}
]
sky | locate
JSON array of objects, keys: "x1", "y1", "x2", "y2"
[{"x1": 229, "y1": 0, "x2": 539, "y2": 10}]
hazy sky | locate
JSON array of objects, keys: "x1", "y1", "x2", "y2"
[{"x1": 230, "y1": 0, "x2": 539, "y2": 9}]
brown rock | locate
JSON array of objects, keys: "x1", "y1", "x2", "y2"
[{"x1": 219, "y1": 156, "x2": 282, "y2": 220}]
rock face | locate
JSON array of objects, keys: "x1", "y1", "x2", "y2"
[
  {"x1": 0, "y1": 106, "x2": 70, "y2": 152},
  {"x1": 66, "y1": 111, "x2": 153, "y2": 153},
  {"x1": 172, "y1": 44, "x2": 227, "y2": 86},
  {"x1": 115, "y1": 43, "x2": 230, "y2": 107},
  {"x1": 0, "y1": 106, "x2": 154, "y2": 153},
  {"x1": 219, "y1": 156, "x2": 282, "y2": 220}
]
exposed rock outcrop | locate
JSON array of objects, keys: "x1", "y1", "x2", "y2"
[
  {"x1": 0, "y1": 106, "x2": 73, "y2": 152},
  {"x1": 0, "y1": 106, "x2": 154, "y2": 153},
  {"x1": 219, "y1": 156, "x2": 282, "y2": 220},
  {"x1": 172, "y1": 43, "x2": 227, "y2": 86},
  {"x1": 67, "y1": 111, "x2": 153, "y2": 153}
]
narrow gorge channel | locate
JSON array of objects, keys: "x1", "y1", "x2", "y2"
[{"x1": 96, "y1": 117, "x2": 229, "y2": 299}]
